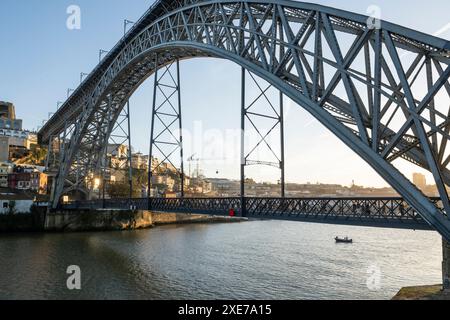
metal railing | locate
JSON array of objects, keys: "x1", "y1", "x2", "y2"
[{"x1": 54, "y1": 196, "x2": 443, "y2": 230}]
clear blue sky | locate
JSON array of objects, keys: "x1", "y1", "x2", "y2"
[{"x1": 1, "y1": 0, "x2": 449, "y2": 187}]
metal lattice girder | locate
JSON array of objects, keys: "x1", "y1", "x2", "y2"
[
  {"x1": 148, "y1": 58, "x2": 185, "y2": 198},
  {"x1": 241, "y1": 69, "x2": 286, "y2": 197},
  {"x1": 243, "y1": 197, "x2": 437, "y2": 230},
  {"x1": 60, "y1": 196, "x2": 441, "y2": 231},
  {"x1": 38, "y1": 1, "x2": 450, "y2": 240},
  {"x1": 99, "y1": 100, "x2": 133, "y2": 200}
]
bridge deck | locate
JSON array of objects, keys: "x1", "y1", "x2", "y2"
[
  {"x1": 37, "y1": 0, "x2": 449, "y2": 239},
  {"x1": 58, "y1": 197, "x2": 440, "y2": 231},
  {"x1": 38, "y1": 0, "x2": 191, "y2": 143}
]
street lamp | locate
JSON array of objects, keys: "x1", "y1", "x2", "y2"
[
  {"x1": 99, "y1": 49, "x2": 109, "y2": 62},
  {"x1": 123, "y1": 19, "x2": 135, "y2": 36},
  {"x1": 67, "y1": 88, "x2": 74, "y2": 98},
  {"x1": 80, "y1": 72, "x2": 89, "y2": 84},
  {"x1": 94, "y1": 177, "x2": 101, "y2": 190}
]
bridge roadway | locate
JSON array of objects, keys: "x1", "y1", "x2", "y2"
[{"x1": 58, "y1": 197, "x2": 442, "y2": 231}]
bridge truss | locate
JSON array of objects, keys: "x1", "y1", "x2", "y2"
[
  {"x1": 38, "y1": 0, "x2": 450, "y2": 239},
  {"x1": 60, "y1": 196, "x2": 441, "y2": 231}
]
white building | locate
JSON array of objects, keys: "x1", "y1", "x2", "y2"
[
  {"x1": 107, "y1": 144, "x2": 129, "y2": 158},
  {"x1": 0, "y1": 195, "x2": 34, "y2": 214},
  {"x1": 132, "y1": 152, "x2": 149, "y2": 170},
  {"x1": 0, "y1": 162, "x2": 13, "y2": 187}
]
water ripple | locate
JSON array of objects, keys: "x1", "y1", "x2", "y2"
[{"x1": 0, "y1": 221, "x2": 442, "y2": 300}]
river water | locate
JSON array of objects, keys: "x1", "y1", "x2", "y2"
[{"x1": 0, "y1": 220, "x2": 443, "y2": 300}]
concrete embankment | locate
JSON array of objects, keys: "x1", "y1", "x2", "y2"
[
  {"x1": 151, "y1": 211, "x2": 245, "y2": 226},
  {"x1": 42, "y1": 210, "x2": 246, "y2": 232},
  {"x1": 44, "y1": 210, "x2": 154, "y2": 232},
  {"x1": 393, "y1": 240, "x2": 450, "y2": 300},
  {"x1": 0, "y1": 210, "x2": 46, "y2": 232}
]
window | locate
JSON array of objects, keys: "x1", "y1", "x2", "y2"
[{"x1": 3, "y1": 202, "x2": 8, "y2": 209}]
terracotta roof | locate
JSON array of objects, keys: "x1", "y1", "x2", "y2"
[
  {"x1": 0, "y1": 187, "x2": 48, "y2": 201},
  {"x1": 0, "y1": 194, "x2": 34, "y2": 201}
]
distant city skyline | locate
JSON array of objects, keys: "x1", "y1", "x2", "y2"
[{"x1": 1, "y1": 0, "x2": 449, "y2": 188}]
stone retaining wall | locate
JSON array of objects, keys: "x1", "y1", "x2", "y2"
[
  {"x1": 44, "y1": 210, "x2": 153, "y2": 232},
  {"x1": 43, "y1": 210, "x2": 245, "y2": 232},
  {"x1": 443, "y1": 240, "x2": 450, "y2": 291}
]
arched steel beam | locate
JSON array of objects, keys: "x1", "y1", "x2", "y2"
[
  {"x1": 39, "y1": 1, "x2": 450, "y2": 240},
  {"x1": 92, "y1": 41, "x2": 450, "y2": 239},
  {"x1": 39, "y1": 0, "x2": 450, "y2": 143}
]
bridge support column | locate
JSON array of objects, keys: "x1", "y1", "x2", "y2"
[
  {"x1": 240, "y1": 67, "x2": 246, "y2": 217},
  {"x1": 147, "y1": 57, "x2": 158, "y2": 210},
  {"x1": 101, "y1": 94, "x2": 133, "y2": 202},
  {"x1": 148, "y1": 56, "x2": 185, "y2": 205},
  {"x1": 126, "y1": 100, "x2": 133, "y2": 200},
  {"x1": 49, "y1": 173, "x2": 57, "y2": 209},
  {"x1": 279, "y1": 91, "x2": 285, "y2": 199},
  {"x1": 239, "y1": 67, "x2": 287, "y2": 205},
  {"x1": 443, "y1": 239, "x2": 450, "y2": 291}
]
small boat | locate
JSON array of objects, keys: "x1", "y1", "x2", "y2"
[{"x1": 335, "y1": 236, "x2": 353, "y2": 244}]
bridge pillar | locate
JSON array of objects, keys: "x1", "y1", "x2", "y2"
[
  {"x1": 443, "y1": 239, "x2": 450, "y2": 291},
  {"x1": 239, "y1": 68, "x2": 287, "y2": 200},
  {"x1": 49, "y1": 173, "x2": 57, "y2": 208},
  {"x1": 240, "y1": 67, "x2": 246, "y2": 217},
  {"x1": 147, "y1": 56, "x2": 185, "y2": 201}
]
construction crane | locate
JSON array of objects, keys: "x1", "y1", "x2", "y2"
[
  {"x1": 187, "y1": 154, "x2": 200, "y2": 178},
  {"x1": 187, "y1": 153, "x2": 226, "y2": 178}
]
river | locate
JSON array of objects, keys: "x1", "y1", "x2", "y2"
[{"x1": 0, "y1": 220, "x2": 443, "y2": 300}]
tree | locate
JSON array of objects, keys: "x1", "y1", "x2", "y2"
[
  {"x1": 8, "y1": 201, "x2": 16, "y2": 215},
  {"x1": 14, "y1": 146, "x2": 48, "y2": 166},
  {"x1": 106, "y1": 168, "x2": 149, "y2": 198},
  {"x1": 106, "y1": 181, "x2": 130, "y2": 198}
]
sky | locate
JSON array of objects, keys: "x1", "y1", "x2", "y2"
[{"x1": 0, "y1": 0, "x2": 449, "y2": 188}]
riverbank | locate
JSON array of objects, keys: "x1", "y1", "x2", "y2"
[
  {"x1": 392, "y1": 285, "x2": 450, "y2": 300},
  {"x1": 151, "y1": 211, "x2": 246, "y2": 226},
  {"x1": 0, "y1": 210, "x2": 45, "y2": 232},
  {"x1": 0, "y1": 209, "x2": 247, "y2": 233}
]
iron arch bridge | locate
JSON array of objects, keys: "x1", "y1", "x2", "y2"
[{"x1": 38, "y1": 0, "x2": 450, "y2": 240}]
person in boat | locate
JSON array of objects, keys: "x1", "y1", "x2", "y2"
[{"x1": 335, "y1": 236, "x2": 352, "y2": 242}]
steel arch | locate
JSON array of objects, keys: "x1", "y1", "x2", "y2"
[{"x1": 39, "y1": 0, "x2": 450, "y2": 239}]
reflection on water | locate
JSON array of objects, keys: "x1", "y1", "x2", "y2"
[{"x1": 0, "y1": 220, "x2": 443, "y2": 300}]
